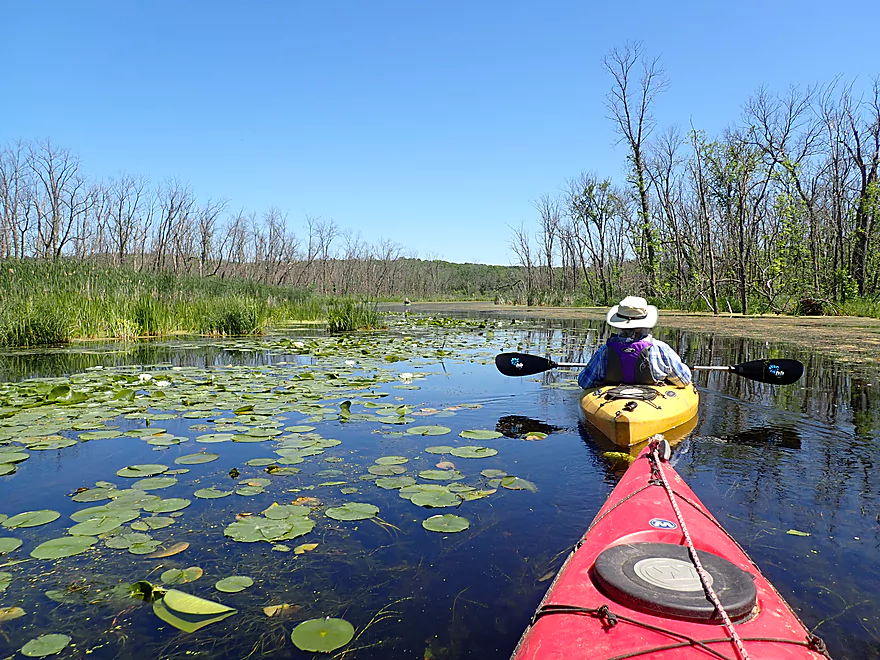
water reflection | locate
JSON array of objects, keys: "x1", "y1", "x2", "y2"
[{"x1": 494, "y1": 415, "x2": 562, "y2": 439}]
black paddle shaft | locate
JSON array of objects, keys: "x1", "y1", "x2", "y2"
[{"x1": 495, "y1": 352, "x2": 804, "y2": 385}]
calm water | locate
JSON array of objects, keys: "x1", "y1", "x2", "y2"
[{"x1": 0, "y1": 313, "x2": 878, "y2": 659}]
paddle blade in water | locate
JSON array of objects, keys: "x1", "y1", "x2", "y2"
[
  {"x1": 732, "y1": 359, "x2": 804, "y2": 385},
  {"x1": 495, "y1": 353, "x2": 556, "y2": 377}
]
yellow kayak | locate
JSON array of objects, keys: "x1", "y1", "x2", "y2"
[{"x1": 580, "y1": 383, "x2": 699, "y2": 447}]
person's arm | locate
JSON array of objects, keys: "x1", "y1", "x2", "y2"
[
  {"x1": 650, "y1": 340, "x2": 692, "y2": 386},
  {"x1": 578, "y1": 346, "x2": 608, "y2": 389}
]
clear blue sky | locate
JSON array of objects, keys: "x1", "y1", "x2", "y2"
[{"x1": 3, "y1": 1, "x2": 878, "y2": 265}]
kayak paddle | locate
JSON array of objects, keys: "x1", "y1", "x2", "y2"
[{"x1": 494, "y1": 352, "x2": 804, "y2": 385}]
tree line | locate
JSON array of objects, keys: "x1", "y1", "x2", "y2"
[
  {"x1": 511, "y1": 43, "x2": 880, "y2": 315},
  {"x1": 0, "y1": 139, "x2": 525, "y2": 299}
]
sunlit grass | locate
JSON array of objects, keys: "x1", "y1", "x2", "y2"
[{"x1": 327, "y1": 298, "x2": 383, "y2": 333}]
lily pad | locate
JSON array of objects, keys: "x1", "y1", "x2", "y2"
[
  {"x1": 143, "y1": 498, "x2": 191, "y2": 514},
  {"x1": 194, "y1": 486, "x2": 233, "y2": 499},
  {"x1": 3, "y1": 510, "x2": 60, "y2": 529},
  {"x1": 161, "y1": 567, "x2": 203, "y2": 584},
  {"x1": 31, "y1": 536, "x2": 97, "y2": 559},
  {"x1": 153, "y1": 589, "x2": 236, "y2": 633},
  {"x1": 374, "y1": 456, "x2": 408, "y2": 465},
  {"x1": 424, "y1": 446, "x2": 454, "y2": 454},
  {"x1": 418, "y1": 469, "x2": 465, "y2": 481},
  {"x1": 20, "y1": 634, "x2": 71, "y2": 657},
  {"x1": 375, "y1": 476, "x2": 417, "y2": 490},
  {"x1": 174, "y1": 452, "x2": 219, "y2": 465},
  {"x1": 68, "y1": 515, "x2": 128, "y2": 536},
  {"x1": 0, "y1": 572, "x2": 10, "y2": 592},
  {"x1": 501, "y1": 476, "x2": 538, "y2": 492},
  {"x1": 144, "y1": 541, "x2": 190, "y2": 558},
  {"x1": 480, "y1": 469, "x2": 508, "y2": 478},
  {"x1": 423, "y1": 514, "x2": 470, "y2": 533},
  {"x1": 325, "y1": 502, "x2": 379, "y2": 521},
  {"x1": 450, "y1": 446, "x2": 498, "y2": 459},
  {"x1": 0, "y1": 606, "x2": 25, "y2": 622},
  {"x1": 410, "y1": 491, "x2": 462, "y2": 508},
  {"x1": 116, "y1": 464, "x2": 168, "y2": 478},
  {"x1": 0, "y1": 451, "x2": 29, "y2": 464},
  {"x1": 132, "y1": 476, "x2": 178, "y2": 490},
  {"x1": 367, "y1": 465, "x2": 406, "y2": 476},
  {"x1": 459, "y1": 429, "x2": 503, "y2": 440},
  {"x1": 0, "y1": 537, "x2": 22, "y2": 555},
  {"x1": 291, "y1": 617, "x2": 355, "y2": 653},
  {"x1": 263, "y1": 504, "x2": 310, "y2": 519},
  {"x1": 215, "y1": 575, "x2": 254, "y2": 593},
  {"x1": 224, "y1": 517, "x2": 314, "y2": 543},
  {"x1": 406, "y1": 425, "x2": 451, "y2": 436}
]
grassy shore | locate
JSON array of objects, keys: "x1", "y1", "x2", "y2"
[{"x1": 0, "y1": 260, "x2": 379, "y2": 347}]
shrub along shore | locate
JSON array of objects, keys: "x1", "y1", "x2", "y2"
[{"x1": 0, "y1": 260, "x2": 382, "y2": 347}]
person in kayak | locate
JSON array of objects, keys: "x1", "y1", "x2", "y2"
[{"x1": 578, "y1": 296, "x2": 692, "y2": 389}]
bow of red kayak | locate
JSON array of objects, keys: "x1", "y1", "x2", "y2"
[{"x1": 512, "y1": 438, "x2": 829, "y2": 660}]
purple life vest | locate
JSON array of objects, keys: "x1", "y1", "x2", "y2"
[{"x1": 604, "y1": 337, "x2": 657, "y2": 385}]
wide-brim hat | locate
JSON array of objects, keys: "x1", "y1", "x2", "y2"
[{"x1": 606, "y1": 296, "x2": 658, "y2": 329}]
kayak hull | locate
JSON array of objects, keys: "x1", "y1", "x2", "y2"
[
  {"x1": 512, "y1": 443, "x2": 827, "y2": 660},
  {"x1": 580, "y1": 384, "x2": 699, "y2": 446}
]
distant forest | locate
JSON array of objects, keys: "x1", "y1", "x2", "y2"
[
  {"x1": 511, "y1": 43, "x2": 880, "y2": 317},
  {"x1": 3, "y1": 43, "x2": 880, "y2": 316}
]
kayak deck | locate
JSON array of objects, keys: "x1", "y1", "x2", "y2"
[
  {"x1": 512, "y1": 440, "x2": 828, "y2": 659},
  {"x1": 580, "y1": 384, "x2": 699, "y2": 446}
]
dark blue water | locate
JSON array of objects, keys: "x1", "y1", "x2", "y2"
[{"x1": 0, "y1": 315, "x2": 878, "y2": 659}]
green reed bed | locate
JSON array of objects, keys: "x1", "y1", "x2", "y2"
[
  {"x1": 0, "y1": 260, "x2": 332, "y2": 346},
  {"x1": 327, "y1": 298, "x2": 383, "y2": 333}
]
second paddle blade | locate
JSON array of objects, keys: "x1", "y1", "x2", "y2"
[
  {"x1": 494, "y1": 352, "x2": 556, "y2": 377},
  {"x1": 732, "y1": 358, "x2": 804, "y2": 385}
]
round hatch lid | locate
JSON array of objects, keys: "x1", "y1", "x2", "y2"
[{"x1": 592, "y1": 542, "x2": 757, "y2": 622}]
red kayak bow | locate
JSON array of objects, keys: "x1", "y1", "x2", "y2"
[{"x1": 512, "y1": 438, "x2": 830, "y2": 660}]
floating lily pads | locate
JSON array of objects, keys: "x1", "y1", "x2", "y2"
[
  {"x1": 418, "y1": 469, "x2": 465, "y2": 481},
  {"x1": 284, "y1": 425, "x2": 316, "y2": 433},
  {"x1": 194, "y1": 486, "x2": 233, "y2": 499},
  {"x1": 116, "y1": 464, "x2": 168, "y2": 478},
  {"x1": 325, "y1": 502, "x2": 379, "y2": 521},
  {"x1": 410, "y1": 491, "x2": 462, "y2": 508},
  {"x1": 27, "y1": 437, "x2": 77, "y2": 451},
  {"x1": 161, "y1": 567, "x2": 203, "y2": 585},
  {"x1": 174, "y1": 452, "x2": 219, "y2": 465},
  {"x1": 424, "y1": 446, "x2": 454, "y2": 454},
  {"x1": 481, "y1": 469, "x2": 508, "y2": 478},
  {"x1": 450, "y1": 446, "x2": 498, "y2": 459},
  {"x1": 367, "y1": 465, "x2": 406, "y2": 476},
  {"x1": 291, "y1": 617, "x2": 355, "y2": 653},
  {"x1": 0, "y1": 572, "x2": 10, "y2": 592},
  {"x1": 143, "y1": 498, "x2": 191, "y2": 513},
  {"x1": 422, "y1": 514, "x2": 470, "y2": 533},
  {"x1": 374, "y1": 456, "x2": 408, "y2": 465},
  {"x1": 0, "y1": 451, "x2": 29, "y2": 464},
  {"x1": 31, "y1": 535, "x2": 97, "y2": 559},
  {"x1": 0, "y1": 537, "x2": 22, "y2": 555},
  {"x1": 132, "y1": 476, "x2": 178, "y2": 490},
  {"x1": 375, "y1": 476, "x2": 417, "y2": 490},
  {"x1": 153, "y1": 589, "x2": 237, "y2": 633},
  {"x1": 224, "y1": 516, "x2": 315, "y2": 543},
  {"x1": 3, "y1": 510, "x2": 60, "y2": 529},
  {"x1": 459, "y1": 429, "x2": 503, "y2": 440},
  {"x1": 501, "y1": 476, "x2": 538, "y2": 492},
  {"x1": 20, "y1": 633, "x2": 71, "y2": 657},
  {"x1": 263, "y1": 504, "x2": 310, "y2": 519},
  {"x1": 68, "y1": 515, "x2": 128, "y2": 536},
  {"x1": 215, "y1": 575, "x2": 253, "y2": 593},
  {"x1": 0, "y1": 606, "x2": 25, "y2": 622},
  {"x1": 406, "y1": 425, "x2": 451, "y2": 436},
  {"x1": 195, "y1": 433, "x2": 235, "y2": 443}
]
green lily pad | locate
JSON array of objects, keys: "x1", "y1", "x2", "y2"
[
  {"x1": 68, "y1": 515, "x2": 128, "y2": 536},
  {"x1": 174, "y1": 452, "x2": 219, "y2": 465},
  {"x1": 195, "y1": 433, "x2": 235, "y2": 443},
  {"x1": 215, "y1": 575, "x2": 254, "y2": 593},
  {"x1": 116, "y1": 464, "x2": 168, "y2": 478},
  {"x1": 263, "y1": 504, "x2": 310, "y2": 519},
  {"x1": 501, "y1": 476, "x2": 538, "y2": 492},
  {"x1": 418, "y1": 469, "x2": 465, "y2": 481},
  {"x1": 194, "y1": 487, "x2": 233, "y2": 499},
  {"x1": 224, "y1": 517, "x2": 314, "y2": 543},
  {"x1": 132, "y1": 476, "x2": 178, "y2": 490},
  {"x1": 128, "y1": 539, "x2": 162, "y2": 555},
  {"x1": 71, "y1": 488, "x2": 117, "y2": 503},
  {"x1": 234, "y1": 486, "x2": 265, "y2": 496},
  {"x1": 0, "y1": 451, "x2": 29, "y2": 464},
  {"x1": 424, "y1": 446, "x2": 454, "y2": 454},
  {"x1": 410, "y1": 491, "x2": 462, "y2": 508},
  {"x1": 284, "y1": 425, "x2": 316, "y2": 433},
  {"x1": 104, "y1": 532, "x2": 152, "y2": 549},
  {"x1": 27, "y1": 437, "x2": 77, "y2": 451},
  {"x1": 20, "y1": 633, "x2": 71, "y2": 657},
  {"x1": 325, "y1": 502, "x2": 379, "y2": 521},
  {"x1": 161, "y1": 567, "x2": 203, "y2": 584},
  {"x1": 3, "y1": 510, "x2": 60, "y2": 529},
  {"x1": 31, "y1": 536, "x2": 97, "y2": 559},
  {"x1": 79, "y1": 430, "x2": 123, "y2": 441},
  {"x1": 450, "y1": 446, "x2": 498, "y2": 459},
  {"x1": 246, "y1": 458, "x2": 277, "y2": 467},
  {"x1": 367, "y1": 465, "x2": 406, "y2": 476},
  {"x1": 0, "y1": 463, "x2": 15, "y2": 476},
  {"x1": 422, "y1": 514, "x2": 470, "y2": 533},
  {"x1": 143, "y1": 498, "x2": 191, "y2": 513},
  {"x1": 375, "y1": 456, "x2": 408, "y2": 465},
  {"x1": 0, "y1": 572, "x2": 10, "y2": 592},
  {"x1": 480, "y1": 469, "x2": 508, "y2": 478},
  {"x1": 406, "y1": 425, "x2": 451, "y2": 436},
  {"x1": 0, "y1": 537, "x2": 22, "y2": 555},
  {"x1": 291, "y1": 617, "x2": 355, "y2": 653},
  {"x1": 375, "y1": 476, "x2": 417, "y2": 490},
  {"x1": 459, "y1": 429, "x2": 503, "y2": 440},
  {"x1": 153, "y1": 589, "x2": 236, "y2": 632}
]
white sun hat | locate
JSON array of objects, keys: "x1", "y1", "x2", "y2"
[{"x1": 606, "y1": 296, "x2": 658, "y2": 329}]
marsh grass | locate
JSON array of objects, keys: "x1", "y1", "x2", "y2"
[
  {"x1": 327, "y1": 298, "x2": 383, "y2": 333},
  {"x1": 0, "y1": 259, "x2": 328, "y2": 346}
]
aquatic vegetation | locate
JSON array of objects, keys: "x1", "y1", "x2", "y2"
[{"x1": 290, "y1": 617, "x2": 355, "y2": 653}]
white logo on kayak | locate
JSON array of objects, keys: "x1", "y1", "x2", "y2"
[{"x1": 649, "y1": 518, "x2": 677, "y2": 530}]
